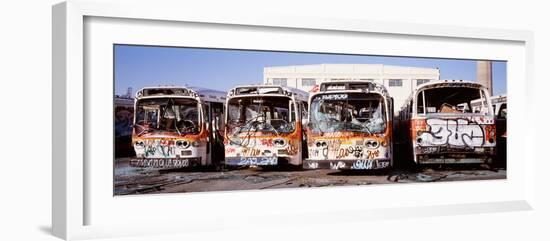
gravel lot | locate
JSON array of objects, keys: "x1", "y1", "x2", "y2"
[{"x1": 114, "y1": 158, "x2": 506, "y2": 195}]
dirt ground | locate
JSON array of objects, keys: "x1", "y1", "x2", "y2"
[{"x1": 114, "y1": 158, "x2": 506, "y2": 195}]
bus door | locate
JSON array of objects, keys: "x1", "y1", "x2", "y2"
[
  {"x1": 210, "y1": 102, "x2": 225, "y2": 163},
  {"x1": 495, "y1": 103, "x2": 507, "y2": 167},
  {"x1": 203, "y1": 102, "x2": 211, "y2": 165}
]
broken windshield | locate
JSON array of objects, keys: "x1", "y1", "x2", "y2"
[
  {"x1": 309, "y1": 93, "x2": 387, "y2": 134},
  {"x1": 226, "y1": 96, "x2": 296, "y2": 135},
  {"x1": 134, "y1": 98, "x2": 200, "y2": 135},
  {"x1": 417, "y1": 87, "x2": 491, "y2": 115}
]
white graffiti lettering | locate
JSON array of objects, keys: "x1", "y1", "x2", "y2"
[
  {"x1": 130, "y1": 158, "x2": 189, "y2": 168},
  {"x1": 307, "y1": 162, "x2": 319, "y2": 169},
  {"x1": 238, "y1": 156, "x2": 278, "y2": 166},
  {"x1": 317, "y1": 94, "x2": 348, "y2": 100},
  {"x1": 418, "y1": 118, "x2": 485, "y2": 148},
  {"x1": 350, "y1": 159, "x2": 389, "y2": 169},
  {"x1": 329, "y1": 161, "x2": 346, "y2": 169}
]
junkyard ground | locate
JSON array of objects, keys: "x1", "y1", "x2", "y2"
[{"x1": 114, "y1": 157, "x2": 506, "y2": 195}]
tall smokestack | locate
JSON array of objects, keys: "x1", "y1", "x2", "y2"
[
  {"x1": 126, "y1": 87, "x2": 132, "y2": 98},
  {"x1": 477, "y1": 60, "x2": 493, "y2": 95}
]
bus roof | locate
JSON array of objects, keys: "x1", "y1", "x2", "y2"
[
  {"x1": 188, "y1": 87, "x2": 227, "y2": 103},
  {"x1": 415, "y1": 80, "x2": 487, "y2": 91},
  {"x1": 401, "y1": 80, "x2": 490, "y2": 111},
  {"x1": 227, "y1": 84, "x2": 308, "y2": 102},
  {"x1": 311, "y1": 80, "x2": 391, "y2": 99},
  {"x1": 135, "y1": 85, "x2": 226, "y2": 103}
]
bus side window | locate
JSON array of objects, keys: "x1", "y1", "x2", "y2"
[
  {"x1": 416, "y1": 91, "x2": 424, "y2": 115},
  {"x1": 204, "y1": 104, "x2": 210, "y2": 122},
  {"x1": 290, "y1": 102, "x2": 295, "y2": 122}
]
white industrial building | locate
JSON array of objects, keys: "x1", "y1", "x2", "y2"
[{"x1": 263, "y1": 64, "x2": 440, "y2": 111}]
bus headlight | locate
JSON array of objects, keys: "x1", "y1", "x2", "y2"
[
  {"x1": 192, "y1": 141, "x2": 200, "y2": 147},
  {"x1": 176, "y1": 140, "x2": 190, "y2": 148},
  {"x1": 315, "y1": 141, "x2": 327, "y2": 148},
  {"x1": 365, "y1": 140, "x2": 379, "y2": 149},
  {"x1": 134, "y1": 141, "x2": 145, "y2": 148},
  {"x1": 272, "y1": 138, "x2": 286, "y2": 147}
]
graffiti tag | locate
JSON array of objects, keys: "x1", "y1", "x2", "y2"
[
  {"x1": 307, "y1": 162, "x2": 319, "y2": 169},
  {"x1": 366, "y1": 150, "x2": 380, "y2": 159},
  {"x1": 336, "y1": 146, "x2": 364, "y2": 159},
  {"x1": 242, "y1": 148, "x2": 262, "y2": 156},
  {"x1": 261, "y1": 139, "x2": 273, "y2": 147},
  {"x1": 130, "y1": 158, "x2": 189, "y2": 168},
  {"x1": 142, "y1": 140, "x2": 176, "y2": 158},
  {"x1": 225, "y1": 147, "x2": 236, "y2": 153},
  {"x1": 285, "y1": 144, "x2": 298, "y2": 156},
  {"x1": 350, "y1": 159, "x2": 389, "y2": 170},
  {"x1": 238, "y1": 156, "x2": 278, "y2": 166},
  {"x1": 330, "y1": 161, "x2": 346, "y2": 169},
  {"x1": 418, "y1": 118, "x2": 485, "y2": 148}
]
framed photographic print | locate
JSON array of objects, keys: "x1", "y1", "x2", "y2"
[{"x1": 52, "y1": 0, "x2": 535, "y2": 240}]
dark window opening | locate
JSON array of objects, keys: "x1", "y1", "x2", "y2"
[{"x1": 418, "y1": 87, "x2": 490, "y2": 115}]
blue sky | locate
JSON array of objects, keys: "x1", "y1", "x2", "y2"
[{"x1": 114, "y1": 45, "x2": 507, "y2": 96}]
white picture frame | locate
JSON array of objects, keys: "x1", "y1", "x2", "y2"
[{"x1": 52, "y1": 1, "x2": 535, "y2": 240}]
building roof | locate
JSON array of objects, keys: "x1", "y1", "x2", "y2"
[{"x1": 264, "y1": 64, "x2": 440, "y2": 75}]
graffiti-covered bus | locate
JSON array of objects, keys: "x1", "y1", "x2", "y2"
[
  {"x1": 397, "y1": 80, "x2": 496, "y2": 164},
  {"x1": 473, "y1": 95, "x2": 507, "y2": 166},
  {"x1": 303, "y1": 81, "x2": 394, "y2": 170},
  {"x1": 131, "y1": 86, "x2": 226, "y2": 168},
  {"x1": 224, "y1": 85, "x2": 308, "y2": 167}
]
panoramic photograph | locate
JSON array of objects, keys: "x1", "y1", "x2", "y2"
[{"x1": 113, "y1": 44, "x2": 507, "y2": 195}]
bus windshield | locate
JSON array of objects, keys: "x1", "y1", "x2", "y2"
[
  {"x1": 310, "y1": 92, "x2": 387, "y2": 134},
  {"x1": 417, "y1": 87, "x2": 491, "y2": 115},
  {"x1": 134, "y1": 97, "x2": 200, "y2": 135},
  {"x1": 227, "y1": 96, "x2": 296, "y2": 135}
]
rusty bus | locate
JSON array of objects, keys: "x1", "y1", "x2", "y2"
[
  {"x1": 224, "y1": 85, "x2": 308, "y2": 167},
  {"x1": 303, "y1": 81, "x2": 394, "y2": 170},
  {"x1": 473, "y1": 95, "x2": 507, "y2": 166},
  {"x1": 397, "y1": 80, "x2": 496, "y2": 165},
  {"x1": 131, "y1": 86, "x2": 226, "y2": 168}
]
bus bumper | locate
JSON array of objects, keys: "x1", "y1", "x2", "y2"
[
  {"x1": 129, "y1": 157, "x2": 201, "y2": 169},
  {"x1": 415, "y1": 146, "x2": 495, "y2": 164},
  {"x1": 416, "y1": 155, "x2": 493, "y2": 164},
  {"x1": 303, "y1": 158, "x2": 391, "y2": 170},
  {"x1": 225, "y1": 156, "x2": 279, "y2": 166}
]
